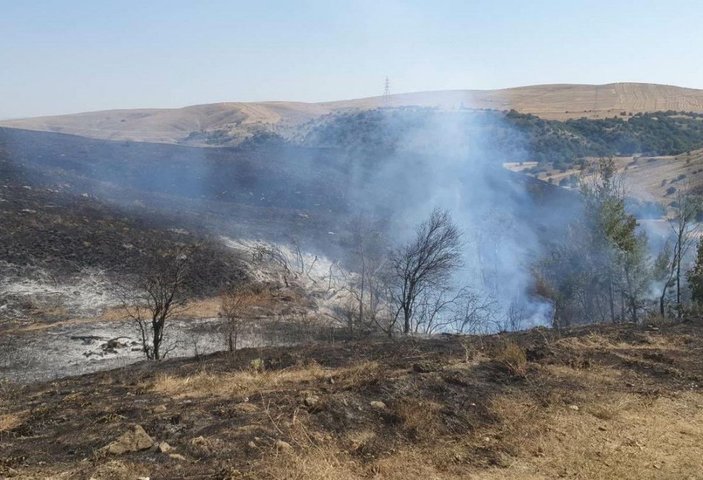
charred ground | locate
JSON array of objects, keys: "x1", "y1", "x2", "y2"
[{"x1": 1, "y1": 319, "x2": 701, "y2": 479}]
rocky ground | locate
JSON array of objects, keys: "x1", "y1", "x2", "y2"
[{"x1": 1, "y1": 319, "x2": 701, "y2": 479}]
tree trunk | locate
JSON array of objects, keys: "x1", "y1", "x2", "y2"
[
  {"x1": 608, "y1": 275, "x2": 616, "y2": 323},
  {"x1": 676, "y1": 231, "x2": 683, "y2": 318}
]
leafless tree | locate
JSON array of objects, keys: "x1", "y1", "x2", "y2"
[
  {"x1": 121, "y1": 245, "x2": 194, "y2": 360},
  {"x1": 220, "y1": 283, "x2": 267, "y2": 353},
  {"x1": 448, "y1": 288, "x2": 496, "y2": 334},
  {"x1": 346, "y1": 216, "x2": 388, "y2": 334},
  {"x1": 389, "y1": 209, "x2": 463, "y2": 335}
]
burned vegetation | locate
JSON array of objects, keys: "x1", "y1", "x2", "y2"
[{"x1": 1, "y1": 320, "x2": 702, "y2": 479}]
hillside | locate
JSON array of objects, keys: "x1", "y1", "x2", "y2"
[
  {"x1": 1, "y1": 320, "x2": 701, "y2": 479},
  {"x1": 3, "y1": 83, "x2": 703, "y2": 146},
  {"x1": 527, "y1": 148, "x2": 703, "y2": 208}
]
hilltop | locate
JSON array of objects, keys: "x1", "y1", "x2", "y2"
[{"x1": 3, "y1": 83, "x2": 703, "y2": 146}]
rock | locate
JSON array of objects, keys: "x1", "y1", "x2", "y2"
[
  {"x1": 169, "y1": 453, "x2": 187, "y2": 461},
  {"x1": 569, "y1": 405, "x2": 579, "y2": 411},
  {"x1": 105, "y1": 338, "x2": 127, "y2": 349},
  {"x1": 247, "y1": 441, "x2": 257, "y2": 449},
  {"x1": 152, "y1": 405, "x2": 168, "y2": 414},
  {"x1": 304, "y1": 395, "x2": 320, "y2": 408},
  {"x1": 275, "y1": 440, "x2": 293, "y2": 451},
  {"x1": 157, "y1": 442, "x2": 173, "y2": 453},
  {"x1": 102, "y1": 425, "x2": 153, "y2": 455},
  {"x1": 370, "y1": 401, "x2": 387, "y2": 410}
]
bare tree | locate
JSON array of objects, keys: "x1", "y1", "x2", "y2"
[
  {"x1": 448, "y1": 288, "x2": 496, "y2": 334},
  {"x1": 667, "y1": 186, "x2": 699, "y2": 317},
  {"x1": 389, "y1": 209, "x2": 462, "y2": 335},
  {"x1": 346, "y1": 216, "x2": 388, "y2": 334},
  {"x1": 412, "y1": 286, "x2": 461, "y2": 334},
  {"x1": 121, "y1": 246, "x2": 194, "y2": 360},
  {"x1": 220, "y1": 284, "x2": 263, "y2": 353}
]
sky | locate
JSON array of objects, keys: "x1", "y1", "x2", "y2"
[{"x1": 2, "y1": 0, "x2": 703, "y2": 119}]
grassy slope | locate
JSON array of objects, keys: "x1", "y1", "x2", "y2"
[
  {"x1": 530, "y1": 148, "x2": 703, "y2": 206},
  {"x1": 1, "y1": 320, "x2": 702, "y2": 479},
  {"x1": 3, "y1": 83, "x2": 703, "y2": 145}
]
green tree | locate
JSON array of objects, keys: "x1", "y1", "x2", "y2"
[{"x1": 541, "y1": 158, "x2": 650, "y2": 325}]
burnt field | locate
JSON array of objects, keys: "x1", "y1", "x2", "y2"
[
  {"x1": 0, "y1": 127, "x2": 351, "y2": 239},
  {"x1": 0, "y1": 125, "x2": 577, "y2": 256},
  {"x1": 0, "y1": 320, "x2": 701, "y2": 479}
]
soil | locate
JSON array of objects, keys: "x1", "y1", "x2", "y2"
[{"x1": 1, "y1": 319, "x2": 701, "y2": 479}]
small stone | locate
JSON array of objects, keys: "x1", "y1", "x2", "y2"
[
  {"x1": 598, "y1": 426, "x2": 607, "y2": 431},
  {"x1": 169, "y1": 453, "x2": 187, "y2": 461},
  {"x1": 158, "y1": 441, "x2": 173, "y2": 453},
  {"x1": 101, "y1": 425, "x2": 153, "y2": 455},
  {"x1": 153, "y1": 405, "x2": 168, "y2": 413},
  {"x1": 304, "y1": 395, "x2": 320, "y2": 408},
  {"x1": 370, "y1": 401, "x2": 387, "y2": 410},
  {"x1": 275, "y1": 440, "x2": 293, "y2": 451},
  {"x1": 247, "y1": 441, "x2": 257, "y2": 449},
  {"x1": 569, "y1": 405, "x2": 580, "y2": 411}
]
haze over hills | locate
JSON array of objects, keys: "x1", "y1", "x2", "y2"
[{"x1": 3, "y1": 82, "x2": 703, "y2": 146}]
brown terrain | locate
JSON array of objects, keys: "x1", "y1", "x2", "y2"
[
  {"x1": 3, "y1": 83, "x2": 703, "y2": 145},
  {"x1": 528, "y1": 148, "x2": 703, "y2": 207},
  {"x1": 1, "y1": 318, "x2": 701, "y2": 479}
]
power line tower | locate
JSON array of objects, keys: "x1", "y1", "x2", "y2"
[{"x1": 383, "y1": 77, "x2": 391, "y2": 106}]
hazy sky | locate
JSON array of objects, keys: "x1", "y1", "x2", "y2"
[{"x1": 2, "y1": 0, "x2": 702, "y2": 119}]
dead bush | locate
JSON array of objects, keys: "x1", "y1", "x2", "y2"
[{"x1": 495, "y1": 341, "x2": 528, "y2": 377}]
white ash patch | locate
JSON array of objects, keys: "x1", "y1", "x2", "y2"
[
  {"x1": 0, "y1": 262, "x2": 122, "y2": 319},
  {"x1": 220, "y1": 237, "x2": 356, "y2": 321}
]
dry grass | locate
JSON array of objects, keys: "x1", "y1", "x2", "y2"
[
  {"x1": 394, "y1": 399, "x2": 444, "y2": 440},
  {"x1": 260, "y1": 445, "x2": 360, "y2": 480},
  {"x1": 5, "y1": 322, "x2": 703, "y2": 479},
  {"x1": 0, "y1": 411, "x2": 26, "y2": 432},
  {"x1": 479, "y1": 360, "x2": 703, "y2": 480},
  {"x1": 149, "y1": 360, "x2": 382, "y2": 399},
  {"x1": 151, "y1": 365, "x2": 325, "y2": 399},
  {"x1": 494, "y1": 340, "x2": 528, "y2": 377}
]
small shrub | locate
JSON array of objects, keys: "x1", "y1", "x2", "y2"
[
  {"x1": 249, "y1": 358, "x2": 264, "y2": 373},
  {"x1": 495, "y1": 341, "x2": 528, "y2": 377}
]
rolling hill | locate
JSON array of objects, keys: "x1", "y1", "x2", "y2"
[{"x1": 3, "y1": 83, "x2": 703, "y2": 146}]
